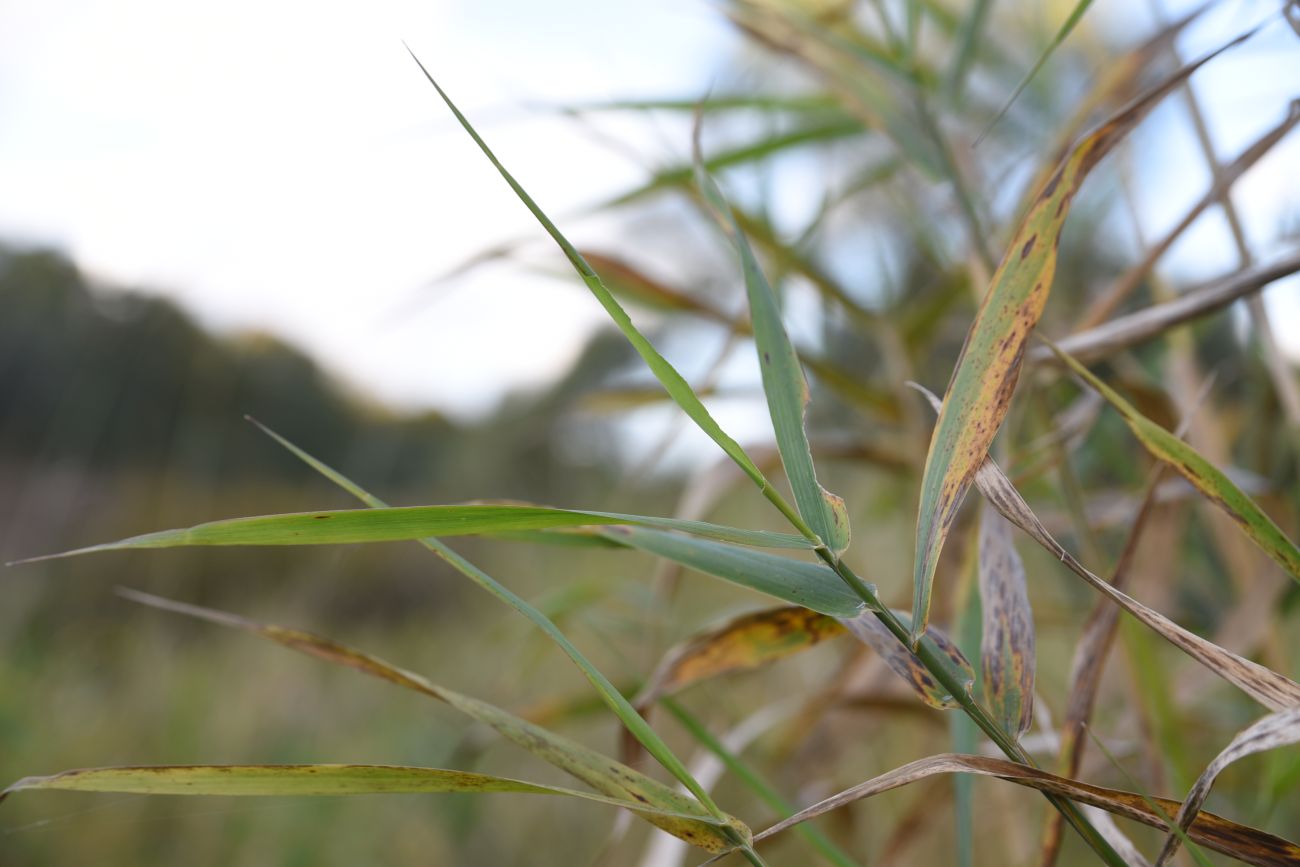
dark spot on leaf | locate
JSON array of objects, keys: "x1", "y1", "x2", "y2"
[
  {"x1": 1043, "y1": 172, "x2": 1062, "y2": 198},
  {"x1": 1019, "y1": 235, "x2": 1037, "y2": 261}
]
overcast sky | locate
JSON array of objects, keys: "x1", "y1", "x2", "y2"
[{"x1": 1, "y1": 0, "x2": 1296, "y2": 422}]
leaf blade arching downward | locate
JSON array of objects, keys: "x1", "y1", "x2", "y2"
[
  {"x1": 1155, "y1": 707, "x2": 1300, "y2": 866},
  {"x1": 116, "y1": 589, "x2": 747, "y2": 854},
  {"x1": 1044, "y1": 340, "x2": 1300, "y2": 584},
  {"x1": 978, "y1": 502, "x2": 1036, "y2": 739},
  {"x1": 743, "y1": 753, "x2": 1300, "y2": 867},
  {"x1": 909, "y1": 30, "x2": 1257, "y2": 645},
  {"x1": 694, "y1": 159, "x2": 850, "y2": 554},
  {"x1": 0, "y1": 764, "x2": 731, "y2": 824}
]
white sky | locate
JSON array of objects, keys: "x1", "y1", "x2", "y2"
[{"x1": 1, "y1": 0, "x2": 1296, "y2": 423}]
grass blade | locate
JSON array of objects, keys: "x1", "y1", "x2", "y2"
[
  {"x1": 1, "y1": 764, "x2": 731, "y2": 822},
  {"x1": 911, "y1": 380, "x2": 1300, "y2": 710},
  {"x1": 1044, "y1": 339, "x2": 1300, "y2": 583},
  {"x1": 694, "y1": 148, "x2": 850, "y2": 554},
  {"x1": 404, "y1": 48, "x2": 804, "y2": 538},
  {"x1": 978, "y1": 502, "x2": 1035, "y2": 739},
  {"x1": 1156, "y1": 708, "x2": 1300, "y2": 866},
  {"x1": 909, "y1": 28, "x2": 1259, "y2": 645},
  {"x1": 15, "y1": 503, "x2": 812, "y2": 563},
  {"x1": 978, "y1": 0, "x2": 1096, "y2": 142},
  {"x1": 604, "y1": 117, "x2": 863, "y2": 208},
  {"x1": 747, "y1": 753, "x2": 1300, "y2": 866},
  {"x1": 603, "y1": 526, "x2": 863, "y2": 618},
  {"x1": 118, "y1": 589, "x2": 748, "y2": 853}
]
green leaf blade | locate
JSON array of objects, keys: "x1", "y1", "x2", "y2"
[
  {"x1": 605, "y1": 526, "x2": 864, "y2": 618},
  {"x1": 695, "y1": 164, "x2": 849, "y2": 554},
  {"x1": 18, "y1": 503, "x2": 811, "y2": 563}
]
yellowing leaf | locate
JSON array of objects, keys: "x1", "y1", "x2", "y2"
[
  {"x1": 1046, "y1": 340, "x2": 1300, "y2": 583},
  {"x1": 0, "y1": 764, "x2": 731, "y2": 824},
  {"x1": 637, "y1": 605, "x2": 846, "y2": 709},
  {"x1": 909, "y1": 31, "x2": 1256, "y2": 644}
]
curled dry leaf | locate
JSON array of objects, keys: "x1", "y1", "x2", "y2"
[
  {"x1": 971, "y1": 457, "x2": 1300, "y2": 711},
  {"x1": 840, "y1": 610, "x2": 975, "y2": 710},
  {"x1": 748, "y1": 753, "x2": 1300, "y2": 867},
  {"x1": 909, "y1": 30, "x2": 1255, "y2": 644},
  {"x1": 978, "y1": 502, "x2": 1036, "y2": 738},
  {"x1": 635, "y1": 605, "x2": 846, "y2": 710},
  {"x1": 1155, "y1": 707, "x2": 1300, "y2": 866}
]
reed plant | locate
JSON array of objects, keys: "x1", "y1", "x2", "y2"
[{"x1": 7, "y1": 1, "x2": 1300, "y2": 864}]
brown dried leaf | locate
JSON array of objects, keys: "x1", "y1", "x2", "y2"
[
  {"x1": 1155, "y1": 707, "x2": 1300, "y2": 866},
  {"x1": 750, "y1": 753, "x2": 1300, "y2": 867}
]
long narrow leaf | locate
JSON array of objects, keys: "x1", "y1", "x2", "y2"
[
  {"x1": 405, "y1": 49, "x2": 802, "y2": 534},
  {"x1": 909, "y1": 384, "x2": 1300, "y2": 710},
  {"x1": 979, "y1": 0, "x2": 1096, "y2": 141},
  {"x1": 973, "y1": 457, "x2": 1300, "y2": 711},
  {"x1": 746, "y1": 753, "x2": 1299, "y2": 867},
  {"x1": 909, "y1": 30, "x2": 1257, "y2": 644},
  {"x1": 119, "y1": 590, "x2": 747, "y2": 853},
  {"x1": 694, "y1": 153, "x2": 850, "y2": 553},
  {"x1": 1, "y1": 764, "x2": 729, "y2": 822},
  {"x1": 16, "y1": 503, "x2": 810, "y2": 563},
  {"x1": 1045, "y1": 340, "x2": 1300, "y2": 582},
  {"x1": 1156, "y1": 708, "x2": 1300, "y2": 866},
  {"x1": 243, "y1": 422, "x2": 750, "y2": 847},
  {"x1": 603, "y1": 526, "x2": 863, "y2": 617}
]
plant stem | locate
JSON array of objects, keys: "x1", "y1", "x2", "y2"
[{"x1": 806, "y1": 548, "x2": 1127, "y2": 867}]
